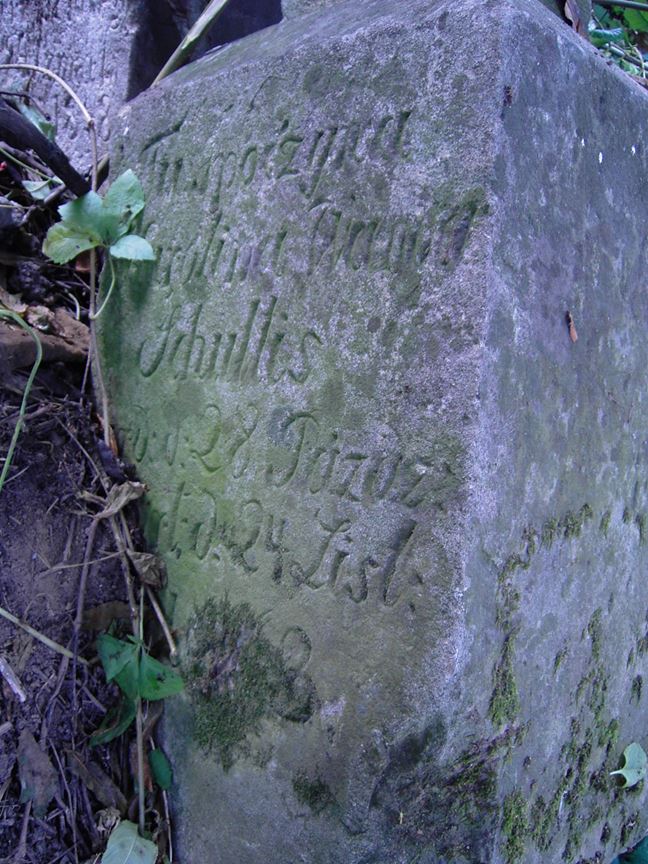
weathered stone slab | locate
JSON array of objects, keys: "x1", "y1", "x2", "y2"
[{"x1": 100, "y1": 0, "x2": 648, "y2": 861}]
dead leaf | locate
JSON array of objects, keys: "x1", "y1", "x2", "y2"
[
  {"x1": 97, "y1": 481, "x2": 146, "y2": 519},
  {"x1": 82, "y1": 601, "x2": 132, "y2": 631},
  {"x1": 0, "y1": 283, "x2": 27, "y2": 314},
  {"x1": 564, "y1": 0, "x2": 588, "y2": 38},
  {"x1": 17, "y1": 729, "x2": 58, "y2": 817},
  {"x1": 66, "y1": 750, "x2": 127, "y2": 814},
  {"x1": 95, "y1": 806, "x2": 121, "y2": 839},
  {"x1": 127, "y1": 551, "x2": 166, "y2": 588},
  {"x1": 566, "y1": 310, "x2": 578, "y2": 343}
]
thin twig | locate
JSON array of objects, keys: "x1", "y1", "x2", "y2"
[
  {"x1": 0, "y1": 656, "x2": 26, "y2": 702},
  {"x1": 0, "y1": 311, "x2": 42, "y2": 495},
  {"x1": 596, "y1": 0, "x2": 648, "y2": 10},
  {"x1": 36, "y1": 551, "x2": 120, "y2": 577},
  {"x1": 12, "y1": 800, "x2": 32, "y2": 863},
  {"x1": 146, "y1": 586, "x2": 177, "y2": 658},
  {"x1": 72, "y1": 518, "x2": 100, "y2": 723},
  {"x1": 0, "y1": 64, "x2": 92, "y2": 126},
  {"x1": 0, "y1": 604, "x2": 88, "y2": 665}
]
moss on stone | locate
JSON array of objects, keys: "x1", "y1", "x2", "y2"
[
  {"x1": 183, "y1": 596, "x2": 314, "y2": 768},
  {"x1": 542, "y1": 517, "x2": 559, "y2": 549},
  {"x1": 588, "y1": 609, "x2": 603, "y2": 661},
  {"x1": 563, "y1": 504, "x2": 593, "y2": 539},
  {"x1": 530, "y1": 789, "x2": 563, "y2": 851},
  {"x1": 554, "y1": 646, "x2": 568, "y2": 674},
  {"x1": 599, "y1": 510, "x2": 611, "y2": 536},
  {"x1": 502, "y1": 790, "x2": 529, "y2": 863},
  {"x1": 292, "y1": 772, "x2": 334, "y2": 814},
  {"x1": 489, "y1": 635, "x2": 519, "y2": 727},
  {"x1": 636, "y1": 513, "x2": 647, "y2": 544}
]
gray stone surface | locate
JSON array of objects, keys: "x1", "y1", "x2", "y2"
[{"x1": 99, "y1": 0, "x2": 648, "y2": 861}]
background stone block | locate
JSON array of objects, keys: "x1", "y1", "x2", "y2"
[{"x1": 100, "y1": 0, "x2": 648, "y2": 861}]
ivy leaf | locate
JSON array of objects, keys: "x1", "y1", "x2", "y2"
[
  {"x1": 138, "y1": 652, "x2": 183, "y2": 701},
  {"x1": 90, "y1": 698, "x2": 136, "y2": 746},
  {"x1": 97, "y1": 634, "x2": 139, "y2": 683},
  {"x1": 109, "y1": 234, "x2": 155, "y2": 261},
  {"x1": 58, "y1": 191, "x2": 106, "y2": 242},
  {"x1": 103, "y1": 170, "x2": 146, "y2": 239},
  {"x1": 588, "y1": 26, "x2": 625, "y2": 48},
  {"x1": 149, "y1": 749, "x2": 173, "y2": 790},
  {"x1": 610, "y1": 742, "x2": 647, "y2": 788},
  {"x1": 100, "y1": 820, "x2": 157, "y2": 864},
  {"x1": 623, "y1": 9, "x2": 648, "y2": 32},
  {"x1": 42, "y1": 222, "x2": 99, "y2": 264},
  {"x1": 17, "y1": 101, "x2": 55, "y2": 141},
  {"x1": 22, "y1": 178, "x2": 62, "y2": 201}
]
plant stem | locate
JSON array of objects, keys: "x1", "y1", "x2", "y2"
[
  {"x1": 152, "y1": 0, "x2": 232, "y2": 84},
  {"x1": 137, "y1": 588, "x2": 145, "y2": 835},
  {"x1": 90, "y1": 254, "x2": 116, "y2": 319},
  {"x1": 596, "y1": 0, "x2": 648, "y2": 10},
  {"x1": 0, "y1": 144, "x2": 51, "y2": 180},
  {"x1": 0, "y1": 311, "x2": 42, "y2": 494},
  {"x1": 0, "y1": 63, "x2": 93, "y2": 126}
]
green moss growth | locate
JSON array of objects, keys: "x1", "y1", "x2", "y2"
[
  {"x1": 489, "y1": 635, "x2": 520, "y2": 727},
  {"x1": 531, "y1": 788, "x2": 563, "y2": 851},
  {"x1": 292, "y1": 773, "x2": 334, "y2": 814},
  {"x1": 599, "y1": 510, "x2": 611, "y2": 536},
  {"x1": 587, "y1": 609, "x2": 603, "y2": 661},
  {"x1": 554, "y1": 647, "x2": 568, "y2": 674},
  {"x1": 502, "y1": 790, "x2": 529, "y2": 863},
  {"x1": 636, "y1": 513, "x2": 647, "y2": 544},
  {"x1": 631, "y1": 674, "x2": 643, "y2": 703},
  {"x1": 597, "y1": 719, "x2": 619, "y2": 751},
  {"x1": 542, "y1": 517, "x2": 559, "y2": 549},
  {"x1": 623, "y1": 507, "x2": 632, "y2": 524},
  {"x1": 563, "y1": 504, "x2": 593, "y2": 539},
  {"x1": 183, "y1": 596, "x2": 314, "y2": 768}
]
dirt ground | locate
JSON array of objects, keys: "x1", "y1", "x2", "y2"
[
  {"x1": 0, "y1": 343, "x2": 165, "y2": 863},
  {"x1": 0, "y1": 121, "x2": 172, "y2": 862}
]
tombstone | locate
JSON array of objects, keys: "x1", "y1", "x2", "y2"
[{"x1": 99, "y1": 0, "x2": 648, "y2": 861}]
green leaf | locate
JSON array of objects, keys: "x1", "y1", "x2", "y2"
[
  {"x1": 42, "y1": 222, "x2": 99, "y2": 264},
  {"x1": 610, "y1": 742, "x2": 647, "y2": 788},
  {"x1": 589, "y1": 26, "x2": 625, "y2": 47},
  {"x1": 138, "y1": 651, "x2": 183, "y2": 701},
  {"x1": 102, "y1": 170, "x2": 146, "y2": 237},
  {"x1": 90, "y1": 698, "x2": 136, "y2": 746},
  {"x1": 109, "y1": 234, "x2": 156, "y2": 261},
  {"x1": 149, "y1": 749, "x2": 173, "y2": 790},
  {"x1": 22, "y1": 178, "x2": 62, "y2": 201},
  {"x1": 623, "y1": 9, "x2": 648, "y2": 32},
  {"x1": 97, "y1": 634, "x2": 139, "y2": 682},
  {"x1": 101, "y1": 820, "x2": 157, "y2": 864},
  {"x1": 17, "y1": 102, "x2": 56, "y2": 141},
  {"x1": 58, "y1": 191, "x2": 106, "y2": 242}
]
